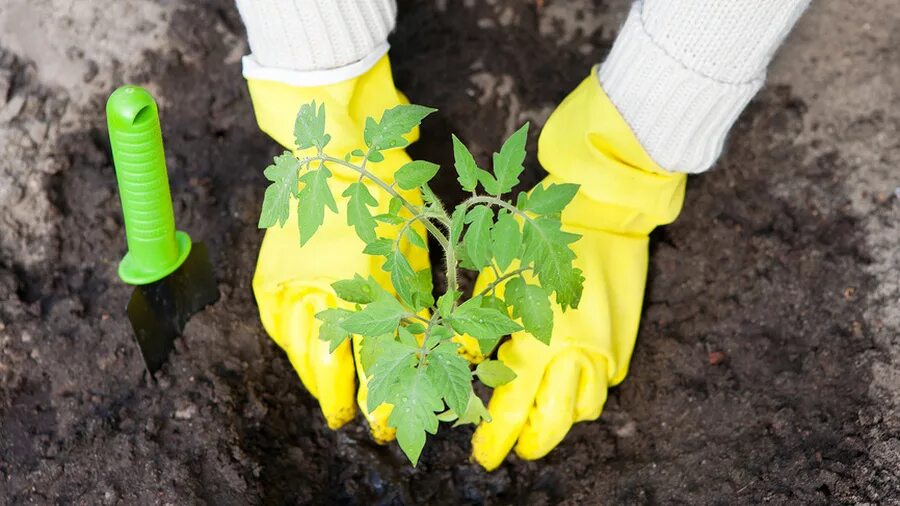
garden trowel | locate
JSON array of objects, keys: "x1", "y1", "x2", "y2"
[{"x1": 106, "y1": 85, "x2": 218, "y2": 374}]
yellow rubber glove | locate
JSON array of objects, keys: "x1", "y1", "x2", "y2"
[
  {"x1": 471, "y1": 70, "x2": 688, "y2": 470},
  {"x1": 248, "y1": 56, "x2": 429, "y2": 441}
]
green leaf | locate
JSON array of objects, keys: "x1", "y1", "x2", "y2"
[
  {"x1": 491, "y1": 123, "x2": 528, "y2": 195},
  {"x1": 374, "y1": 213, "x2": 405, "y2": 225},
  {"x1": 476, "y1": 168, "x2": 500, "y2": 196},
  {"x1": 297, "y1": 166, "x2": 338, "y2": 245},
  {"x1": 294, "y1": 101, "x2": 331, "y2": 151},
  {"x1": 367, "y1": 150, "x2": 385, "y2": 163},
  {"x1": 342, "y1": 182, "x2": 379, "y2": 243},
  {"x1": 316, "y1": 308, "x2": 353, "y2": 352},
  {"x1": 504, "y1": 277, "x2": 553, "y2": 344},
  {"x1": 425, "y1": 342, "x2": 472, "y2": 416},
  {"x1": 523, "y1": 183, "x2": 580, "y2": 215},
  {"x1": 451, "y1": 134, "x2": 480, "y2": 192},
  {"x1": 453, "y1": 391, "x2": 491, "y2": 427},
  {"x1": 364, "y1": 104, "x2": 437, "y2": 153},
  {"x1": 449, "y1": 205, "x2": 467, "y2": 245},
  {"x1": 386, "y1": 249, "x2": 419, "y2": 310},
  {"x1": 398, "y1": 326, "x2": 419, "y2": 348},
  {"x1": 426, "y1": 324, "x2": 453, "y2": 348},
  {"x1": 413, "y1": 269, "x2": 435, "y2": 309},
  {"x1": 405, "y1": 323, "x2": 426, "y2": 335},
  {"x1": 359, "y1": 333, "x2": 392, "y2": 372},
  {"x1": 521, "y1": 216, "x2": 585, "y2": 310},
  {"x1": 389, "y1": 196, "x2": 404, "y2": 215},
  {"x1": 340, "y1": 296, "x2": 407, "y2": 337},
  {"x1": 480, "y1": 295, "x2": 508, "y2": 314},
  {"x1": 396, "y1": 160, "x2": 440, "y2": 190},
  {"x1": 436, "y1": 292, "x2": 458, "y2": 319},
  {"x1": 463, "y1": 205, "x2": 494, "y2": 269},
  {"x1": 420, "y1": 183, "x2": 440, "y2": 205},
  {"x1": 387, "y1": 367, "x2": 443, "y2": 466},
  {"x1": 476, "y1": 360, "x2": 517, "y2": 387},
  {"x1": 331, "y1": 274, "x2": 377, "y2": 305},
  {"x1": 366, "y1": 339, "x2": 418, "y2": 412},
  {"x1": 491, "y1": 210, "x2": 521, "y2": 270},
  {"x1": 363, "y1": 238, "x2": 393, "y2": 256},
  {"x1": 448, "y1": 296, "x2": 521, "y2": 353},
  {"x1": 405, "y1": 227, "x2": 428, "y2": 250},
  {"x1": 258, "y1": 152, "x2": 299, "y2": 229}
]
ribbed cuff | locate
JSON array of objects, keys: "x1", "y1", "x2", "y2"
[
  {"x1": 235, "y1": 0, "x2": 396, "y2": 75},
  {"x1": 598, "y1": 4, "x2": 764, "y2": 174}
]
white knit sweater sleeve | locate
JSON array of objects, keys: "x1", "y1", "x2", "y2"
[
  {"x1": 599, "y1": 0, "x2": 810, "y2": 174},
  {"x1": 234, "y1": 0, "x2": 397, "y2": 86}
]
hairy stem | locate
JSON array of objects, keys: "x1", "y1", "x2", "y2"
[
  {"x1": 305, "y1": 154, "x2": 451, "y2": 248},
  {"x1": 474, "y1": 266, "x2": 531, "y2": 299}
]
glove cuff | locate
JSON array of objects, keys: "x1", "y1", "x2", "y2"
[{"x1": 538, "y1": 72, "x2": 687, "y2": 236}]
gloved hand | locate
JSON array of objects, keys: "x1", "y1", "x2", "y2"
[
  {"x1": 471, "y1": 71, "x2": 687, "y2": 470},
  {"x1": 248, "y1": 56, "x2": 429, "y2": 441}
]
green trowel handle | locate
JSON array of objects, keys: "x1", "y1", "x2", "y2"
[{"x1": 107, "y1": 86, "x2": 191, "y2": 286}]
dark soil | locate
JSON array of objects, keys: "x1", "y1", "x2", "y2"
[{"x1": 1, "y1": 1, "x2": 898, "y2": 505}]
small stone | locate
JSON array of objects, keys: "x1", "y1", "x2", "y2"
[
  {"x1": 708, "y1": 351, "x2": 726, "y2": 365},
  {"x1": 21, "y1": 330, "x2": 31, "y2": 343},
  {"x1": 174, "y1": 404, "x2": 197, "y2": 420}
]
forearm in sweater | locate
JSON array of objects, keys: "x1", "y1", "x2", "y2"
[
  {"x1": 599, "y1": 0, "x2": 810, "y2": 173},
  {"x1": 235, "y1": 0, "x2": 397, "y2": 86}
]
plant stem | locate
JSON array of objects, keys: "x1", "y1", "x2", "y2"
[
  {"x1": 461, "y1": 195, "x2": 532, "y2": 224},
  {"x1": 311, "y1": 154, "x2": 451, "y2": 247},
  {"x1": 474, "y1": 267, "x2": 531, "y2": 299}
]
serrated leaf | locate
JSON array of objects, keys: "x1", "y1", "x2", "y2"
[
  {"x1": 521, "y1": 216, "x2": 585, "y2": 310},
  {"x1": 480, "y1": 295, "x2": 508, "y2": 314},
  {"x1": 453, "y1": 391, "x2": 491, "y2": 427},
  {"x1": 491, "y1": 210, "x2": 521, "y2": 270},
  {"x1": 396, "y1": 160, "x2": 440, "y2": 190},
  {"x1": 359, "y1": 333, "x2": 392, "y2": 372},
  {"x1": 476, "y1": 168, "x2": 500, "y2": 195},
  {"x1": 316, "y1": 307, "x2": 353, "y2": 352},
  {"x1": 297, "y1": 166, "x2": 338, "y2": 245},
  {"x1": 451, "y1": 134, "x2": 480, "y2": 192},
  {"x1": 331, "y1": 274, "x2": 377, "y2": 305},
  {"x1": 523, "y1": 182, "x2": 579, "y2": 215},
  {"x1": 425, "y1": 324, "x2": 452, "y2": 349},
  {"x1": 340, "y1": 296, "x2": 407, "y2": 337},
  {"x1": 342, "y1": 182, "x2": 379, "y2": 243},
  {"x1": 476, "y1": 360, "x2": 517, "y2": 387},
  {"x1": 366, "y1": 339, "x2": 418, "y2": 412},
  {"x1": 405, "y1": 227, "x2": 428, "y2": 250},
  {"x1": 387, "y1": 367, "x2": 443, "y2": 466},
  {"x1": 463, "y1": 205, "x2": 493, "y2": 269},
  {"x1": 420, "y1": 183, "x2": 440, "y2": 206},
  {"x1": 258, "y1": 153, "x2": 299, "y2": 229},
  {"x1": 398, "y1": 326, "x2": 419, "y2": 348},
  {"x1": 504, "y1": 277, "x2": 553, "y2": 344},
  {"x1": 389, "y1": 196, "x2": 403, "y2": 215},
  {"x1": 374, "y1": 213, "x2": 405, "y2": 225},
  {"x1": 363, "y1": 238, "x2": 393, "y2": 256},
  {"x1": 449, "y1": 205, "x2": 467, "y2": 245},
  {"x1": 385, "y1": 250, "x2": 419, "y2": 310},
  {"x1": 364, "y1": 104, "x2": 437, "y2": 153},
  {"x1": 405, "y1": 322, "x2": 426, "y2": 335},
  {"x1": 436, "y1": 292, "x2": 458, "y2": 319},
  {"x1": 491, "y1": 123, "x2": 528, "y2": 195},
  {"x1": 448, "y1": 296, "x2": 521, "y2": 353},
  {"x1": 294, "y1": 101, "x2": 331, "y2": 151},
  {"x1": 413, "y1": 268, "x2": 435, "y2": 309},
  {"x1": 425, "y1": 342, "x2": 472, "y2": 416}
]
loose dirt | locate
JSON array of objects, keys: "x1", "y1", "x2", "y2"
[{"x1": 1, "y1": 1, "x2": 898, "y2": 504}]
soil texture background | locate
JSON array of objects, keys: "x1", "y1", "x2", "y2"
[{"x1": 0, "y1": 1, "x2": 898, "y2": 504}]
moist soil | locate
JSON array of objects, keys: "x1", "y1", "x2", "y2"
[{"x1": 1, "y1": 1, "x2": 899, "y2": 505}]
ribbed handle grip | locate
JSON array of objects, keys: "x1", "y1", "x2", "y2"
[{"x1": 107, "y1": 86, "x2": 190, "y2": 285}]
